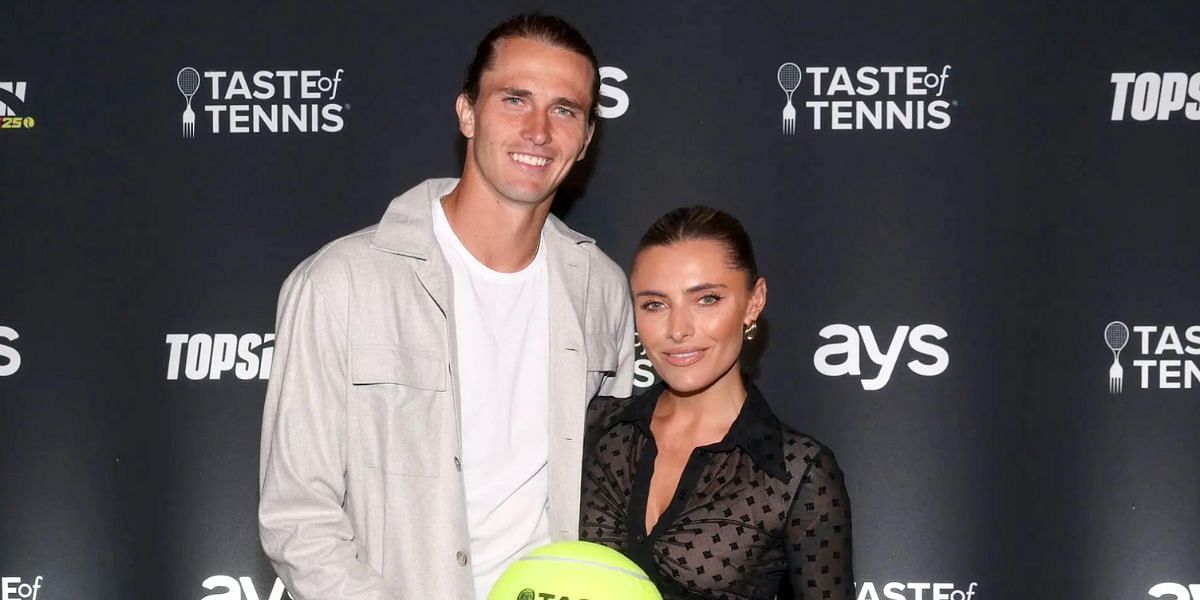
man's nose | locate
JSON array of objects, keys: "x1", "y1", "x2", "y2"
[{"x1": 522, "y1": 110, "x2": 551, "y2": 145}]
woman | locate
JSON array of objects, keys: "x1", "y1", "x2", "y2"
[{"x1": 580, "y1": 206, "x2": 853, "y2": 599}]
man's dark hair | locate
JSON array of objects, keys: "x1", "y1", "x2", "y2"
[
  {"x1": 635, "y1": 206, "x2": 760, "y2": 288},
  {"x1": 462, "y1": 14, "x2": 601, "y2": 121}
]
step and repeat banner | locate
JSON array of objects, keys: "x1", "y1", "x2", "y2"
[{"x1": 2, "y1": 2, "x2": 1198, "y2": 599}]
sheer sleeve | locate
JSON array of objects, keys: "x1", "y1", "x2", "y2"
[{"x1": 783, "y1": 448, "x2": 854, "y2": 600}]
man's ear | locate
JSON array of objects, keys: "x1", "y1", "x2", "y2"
[
  {"x1": 575, "y1": 119, "x2": 596, "y2": 162},
  {"x1": 455, "y1": 93, "x2": 476, "y2": 139}
]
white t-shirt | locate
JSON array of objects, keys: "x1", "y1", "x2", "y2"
[{"x1": 431, "y1": 198, "x2": 552, "y2": 599}]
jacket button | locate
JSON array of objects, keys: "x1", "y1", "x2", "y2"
[
  {"x1": 454, "y1": 456, "x2": 462, "y2": 471},
  {"x1": 456, "y1": 551, "x2": 468, "y2": 566}
]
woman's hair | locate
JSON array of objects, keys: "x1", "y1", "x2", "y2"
[{"x1": 635, "y1": 206, "x2": 759, "y2": 287}]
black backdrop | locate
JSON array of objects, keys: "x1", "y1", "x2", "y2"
[{"x1": 2, "y1": 2, "x2": 1198, "y2": 599}]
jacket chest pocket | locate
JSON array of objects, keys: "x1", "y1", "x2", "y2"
[
  {"x1": 350, "y1": 345, "x2": 447, "y2": 477},
  {"x1": 585, "y1": 334, "x2": 618, "y2": 397}
]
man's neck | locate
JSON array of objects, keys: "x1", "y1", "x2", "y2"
[{"x1": 440, "y1": 177, "x2": 552, "y2": 273}]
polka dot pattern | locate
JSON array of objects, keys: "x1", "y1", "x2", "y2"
[{"x1": 580, "y1": 385, "x2": 854, "y2": 599}]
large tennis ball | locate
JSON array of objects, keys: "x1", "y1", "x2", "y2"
[{"x1": 488, "y1": 540, "x2": 662, "y2": 600}]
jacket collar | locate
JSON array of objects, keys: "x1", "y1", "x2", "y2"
[
  {"x1": 370, "y1": 178, "x2": 594, "y2": 259},
  {"x1": 611, "y1": 381, "x2": 791, "y2": 482}
]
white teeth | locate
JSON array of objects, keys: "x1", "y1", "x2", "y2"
[{"x1": 510, "y1": 153, "x2": 550, "y2": 167}]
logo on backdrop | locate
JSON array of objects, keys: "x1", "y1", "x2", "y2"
[
  {"x1": 0, "y1": 326, "x2": 20, "y2": 377},
  {"x1": 776, "y1": 63, "x2": 954, "y2": 133},
  {"x1": 0, "y1": 576, "x2": 44, "y2": 600},
  {"x1": 1104, "y1": 320, "x2": 1130, "y2": 393},
  {"x1": 0, "y1": 81, "x2": 36, "y2": 130},
  {"x1": 201, "y1": 574, "x2": 290, "y2": 600},
  {"x1": 1110, "y1": 72, "x2": 1200, "y2": 121},
  {"x1": 814, "y1": 324, "x2": 949, "y2": 390},
  {"x1": 165, "y1": 333, "x2": 274, "y2": 381},
  {"x1": 1104, "y1": 322, "x2": 1200, "y2": 392},
  {"x1": 1150, "y1": 583, "x2": 1200, "y2": 600},
  {"x1": 598, "y1": 66, "x2": 630, "y2": 119},
  {"x1": 176, "y1": 66, "x2": 346, "y2": 137},
  {"x1": 857, "y1": 581, "x2": 977, "y2": 600},
  {"x1": 632, "y1": 331, "x2": 659, "y2": 390}
]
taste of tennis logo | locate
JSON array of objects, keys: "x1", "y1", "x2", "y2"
[
  {"x1": 175, "y1": 66, "x2": 346, "y2": 138},
  {"x1": 857, "y1": 581, "x2": 977, "y2": 600},
  {"x1": 776, "y1": 63, "x2": 954, "y2": 134},
  {"x1": 1104, "y1": 320, "x2": 1200, "y2": 393},
  {"x1": 1, "y1": 576, "x2": 44, "y2": 600}
]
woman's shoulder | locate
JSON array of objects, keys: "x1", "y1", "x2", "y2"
[
  {"x1": 775, "y1": 419, "x2": 844, "y2": 484},
  {"x1": 585, "y1": 393, "x2": 643, "y2": 432}
]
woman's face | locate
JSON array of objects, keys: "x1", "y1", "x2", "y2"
[{"x1": 631, "y1": 239, "x2": 766, "y2": 395}]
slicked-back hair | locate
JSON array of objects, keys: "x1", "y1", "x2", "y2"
[
  {"x1": 636, "y1": 206, "x2": 760, "y2": 288},
  {"x1": 462, "y1": 13, "x2": 601, "y2": 122}
]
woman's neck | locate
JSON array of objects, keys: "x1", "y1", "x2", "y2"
[{"x1": 654, "y1": 366, "x2": 747, "y2": 443}]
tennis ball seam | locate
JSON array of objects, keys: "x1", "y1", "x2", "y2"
[{"x1": 518, "y1": 555, "x2": 651, "y2": 581}]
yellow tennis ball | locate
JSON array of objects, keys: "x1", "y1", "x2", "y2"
[{"x1": 488, "y1": 540, "x2": 662, "y2": 600}]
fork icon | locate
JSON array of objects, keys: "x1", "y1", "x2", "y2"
[
  {"x1": 1109, "y1": 359, "x2": 1124, "y2": 394},
  {"x1": 1104, "y1": 321, "x2": 1129, "y2": 394},
  {"x1": 777, "y1": 62, "x2": 801, "y2": 135},
  {"x1": 177, "y1": 67, "x2": 200, "y2": 139},
  {"x1": 182, "y1": 102, "x2": 195, "y2": 138}
]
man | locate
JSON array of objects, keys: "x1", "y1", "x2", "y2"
[{"x1": 258, "y1": 14, "x2": 634, "y2": 600}]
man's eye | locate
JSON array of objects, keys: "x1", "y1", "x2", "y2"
[
  {"x1": 503, "y1": 97, "x2": 522, "y2": 105},
  {"x1": 554, "y1": 106, "x2": 576, "y2": 117}
]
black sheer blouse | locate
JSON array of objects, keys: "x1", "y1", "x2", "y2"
[{"x1": 580, "y1": 383, "x2": 853, "y2": 600}]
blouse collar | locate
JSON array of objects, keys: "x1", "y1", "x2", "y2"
[{"x1": 609, "y1": 381, "x2": 791, "y2": 482}]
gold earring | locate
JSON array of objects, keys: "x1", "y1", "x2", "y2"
[{"x1": 743, "y1": 321, "x2": 758, "y2": 341}]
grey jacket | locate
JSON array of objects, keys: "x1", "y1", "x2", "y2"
[{"x1": 258, "y1": 178, "x2": 634, "y2": 600}]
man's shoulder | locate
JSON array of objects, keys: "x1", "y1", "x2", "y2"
[
  {"x1": 582, "y1": 243, "x2": 627, "y2": 288},
  {"x1": 285, "y1": 177, "x2": 455, "y2": 287},
  {"x1": 544, "y1": 213, "x2": 628, "y2": 289},
  {"x1": 279, "y1": 225, "x2": 382, "y2": 297},
  {"x1": 293, "y1": 225, "x2": 380, "y2": 276}
]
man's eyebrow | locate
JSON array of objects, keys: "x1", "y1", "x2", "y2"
[
  {"x1": 497, "y1": 88, "x2": 584, "y2": 111},
  {"x1": 552, "y1": 97, "x2": 585, "y2": 111}
]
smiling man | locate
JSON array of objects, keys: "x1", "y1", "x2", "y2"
[{"x1": 258, "y1": 15, "x2": 634, "y2": 600}]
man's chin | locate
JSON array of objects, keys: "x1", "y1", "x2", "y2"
[{"x1": 496, "y1": 183, "x2": 556, "y2": 207}]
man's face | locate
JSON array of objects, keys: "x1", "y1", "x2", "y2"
[{"x1": 456, "y1": 37, "x2": 596, "y2": 208}]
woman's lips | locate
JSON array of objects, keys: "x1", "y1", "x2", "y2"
[{"x1": 662, "y1": 347, "x2": 705, "y2": 367}]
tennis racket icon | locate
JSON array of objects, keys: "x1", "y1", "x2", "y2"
[
  {"x1": 1104, "y1": 321, "x2": 1129, "y2": 394},
  {"x1": 777, "y1": 63, "x2": 801, "y2": 135},
  {"x1": 177, "y1": 67, "x2": 200, "y2": 138}
]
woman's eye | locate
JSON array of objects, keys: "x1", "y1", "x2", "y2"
[
  {"x1": 640, "y1": 300, "x2": 665, "y2": 311},
  {"x1": 698, "y1": 294, "x2": 722, "y2": 305}
]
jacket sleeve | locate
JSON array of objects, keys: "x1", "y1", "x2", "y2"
[
  {"x1": 599, "y1": 279, "x2": 635, "y2": 399},
  {"x1": 258, "y1": 268, "x2": 392, "y2": 600}
]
